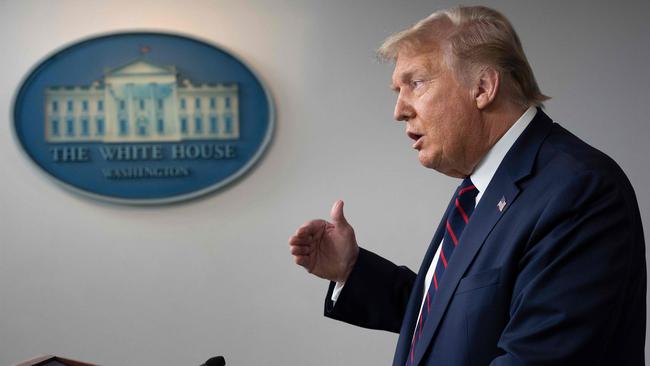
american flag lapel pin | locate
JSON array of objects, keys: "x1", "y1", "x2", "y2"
[{"x1": 497, "y1": 196, "x2": 507, "y2": 212}]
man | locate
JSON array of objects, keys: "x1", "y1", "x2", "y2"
[{"x1": 289, "y1": 6, "x2": 645, "y2": 365}]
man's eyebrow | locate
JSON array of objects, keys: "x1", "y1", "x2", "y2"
[
  {"x1": 400, "y1": 71, "x2": 414, "y2": 83},
  {"x1": 390, "y1": 71, "x2": 414, "y2": 92}
]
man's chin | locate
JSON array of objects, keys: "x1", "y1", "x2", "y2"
[
  {"x1": 418, "y1": 153, "x2": 438, "y2": 170},
  {"x1": 418, "y1": 155, "x2": 465, "y2": 178}
]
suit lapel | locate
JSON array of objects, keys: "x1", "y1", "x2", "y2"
[
  {"x1": 411, "y1": 109, "x2": 554, "y2": 365},
  {"x1": 392, "y1": 188, "x2": 458, "y2": 366},
  {"x1": 412, "y1": 175, "x2": 520, "y2": 365}
]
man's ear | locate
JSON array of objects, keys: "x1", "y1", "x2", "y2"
[{"x1": 472, "y1": 67, "x2": 500, "y2": 110}]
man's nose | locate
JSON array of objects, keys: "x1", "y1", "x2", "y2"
[{"x1": 393, "y1": 95, "x2": 415, "y2": 122}]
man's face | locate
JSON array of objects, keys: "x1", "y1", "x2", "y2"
[{"x1": 391, "y1": 47, "x2": 485, "y2": 178}]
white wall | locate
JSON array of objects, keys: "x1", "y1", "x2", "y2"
[{"x1": 1, "y1": 0, "x2": 648, "y2": 365}]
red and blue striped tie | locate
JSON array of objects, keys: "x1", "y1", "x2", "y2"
[{"x1": 407, "y1": 177, "x2": 478, "y2": 365}]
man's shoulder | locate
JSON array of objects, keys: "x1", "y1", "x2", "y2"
[
  {"x1": 522, "y1": 119, "x2": 640, "y2": 220},
  {"x1": 514, "y1": 117, "x2": 643, "y2": 253},
  {"x1": 535, "y1": 122, "x2": 629, "y2": 187}
]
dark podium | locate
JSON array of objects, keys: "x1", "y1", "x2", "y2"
[
  {"x1": 14, "y1": 355, "x2": 97, "y2": 366},
  {"x1": 15, "y1": 354, "x2": 226, "y2": 365}
]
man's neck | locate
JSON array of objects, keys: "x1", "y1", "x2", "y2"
[
  {"x1": 483, "y1": 104, "x2": 528, "y2": 150},
  {"x1": 470, "y1": 106, "x2": 537, "y2": 202}
]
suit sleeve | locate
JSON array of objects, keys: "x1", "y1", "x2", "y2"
[
  {"x1": 490, "y1": 171, "x2": 646, "y2": 365},
  {"x1": 323, "y1": 247, "x2": 417, "y2": 333}
]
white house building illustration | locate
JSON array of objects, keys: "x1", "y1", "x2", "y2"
[{"x1": 44, "y1": 59, "x2": 239, "y2": 143}]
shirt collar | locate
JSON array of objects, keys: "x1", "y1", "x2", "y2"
[{"x1": 470, "y1": 106, "x2": 537, "y2": 204}]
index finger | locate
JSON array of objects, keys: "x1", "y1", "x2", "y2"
[{"x1": 295, "y1": 219, "x2": 326, "y2": 237}]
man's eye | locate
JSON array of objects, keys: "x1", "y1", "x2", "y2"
[{"x1": 410, "y1": 80, "x2": 425, "y2": 88}]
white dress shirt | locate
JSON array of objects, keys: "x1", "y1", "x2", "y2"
[{"x1": 332, "y1": 107, "x2": 537, "y2": 310}]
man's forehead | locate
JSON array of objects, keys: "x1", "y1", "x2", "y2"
[{"x1": 391, "y1": 49, "x2": 442, "y2": 81}]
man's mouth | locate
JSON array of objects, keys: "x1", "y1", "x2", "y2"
[
  {"x1": 407, "y1": 132, "x2": 423, "y2": 141},
  {"x1": 407, "y1": 131, "x2": 424, "y2": 149}
]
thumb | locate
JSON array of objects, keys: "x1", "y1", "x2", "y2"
[{"x1": 330, "y1": 200, "x2": 349, "y2": 226}]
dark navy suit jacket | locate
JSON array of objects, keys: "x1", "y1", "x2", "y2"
[{"x1": 325, "y1": 110, "x2": 646, "y2": 365}]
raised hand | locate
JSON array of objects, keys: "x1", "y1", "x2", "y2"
[{"x1": 289, "y1": 200, "x2": 360, "y2": 283}]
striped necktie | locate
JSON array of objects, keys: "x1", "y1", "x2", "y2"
[{"x1": 406, "y1": 177, "x2": 479, "y2": 365}]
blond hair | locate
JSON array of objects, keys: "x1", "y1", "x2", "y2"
[{"x1": 378, "y1": 6, "x2": 549, "y2": 108}]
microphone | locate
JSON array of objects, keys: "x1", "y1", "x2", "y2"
[{"x1": 201, "y1": 356, "x2": 225, "y2": 366}]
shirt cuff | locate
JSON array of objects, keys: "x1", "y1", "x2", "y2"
[{"x1": 331, "y1": 281, "x2": 345, "y2": 303}]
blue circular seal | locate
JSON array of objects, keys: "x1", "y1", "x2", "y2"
[{"x1": 13, "y1": 32, "x2": 274, "y2": 204}]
